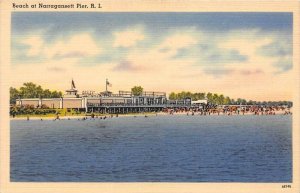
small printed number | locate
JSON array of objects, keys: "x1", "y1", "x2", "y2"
[{"x1": 282, "y1": 185, "x2": 291, "y2": 188}]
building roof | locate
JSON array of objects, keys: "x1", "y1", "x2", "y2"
[{"x1": 65, "y1": 88, "x2": 77, "y2": 92}]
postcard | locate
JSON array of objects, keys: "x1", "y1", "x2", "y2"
[{"x1": 0, "y1": 0, "x2": 299, "y2": 193}]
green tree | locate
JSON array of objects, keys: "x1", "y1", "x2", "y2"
[
  {"x1": 19, "y1": 82, "x2": 43, "y2": 98},
  {"x1": 169, "y1": 92, "x2": 177, "y2": 100},
  {"x1": 231, "y1": 98, "x2": 236, "y2": 105},
  {"x1": 218, "y1": 94, "x2": 225, "y2": 105},
  {"x1": 198, "y1": 93, "x2": 206, "y2": 100},
  {"x1": 191, "y1": 93, "x2": 198, "y2": 101},
  {"x1": 206, "y1": 92, "x2": 213, "y2": 103},
  {"x1": 224, "y1": 96, "x2": 231, "y2": 105},
  {"x1": 236, "y1": 98, "x2": 242, "y2": 105},
  {"x1": 42, "y1": 89, "x2": 52, "y2": 98},
  {"x1": 247, "y1": 100, "x2": 254, "y2": 105},
  {"x1": 241, "y1": 99, "x2": 247, "y2": 105},
  {"x1": 10, "y1": 82, "x2": 62, "y2": 104},
  {"x1": 212, "y1": 93, "x2": 219, "y2": 104},
  {"x1": 185, "y1": 91, "x2": 192, "y2": 99},
  {"x1": 131, "y1": 86, "x2": 144, "y2": 96},
  {"x1": 169, "y1": 92, "x2": 206, "y2": 100},
  {"x1": 51, "y1": 91, "x2": 62, "y2": 98},
  {"x1": 10, "y1": 87, "x2": 20, "y2": 104},
  {"x1": 177, "y1": 91, "x2": 185, "y2": 99}
]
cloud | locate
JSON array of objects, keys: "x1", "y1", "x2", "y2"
[
  {"x1": 112, "y1": 60, "x2": 144, "y2": 72},
  {"x1": 113, "y1": 30, "x2": 200, "y2": 74},
  {"x1": 11, "y1": 23, "x2": 293, "y2": 101},
  {"x1": 47, "y1": 67, "x2": 66, "y2": 72},
  {"x1": 216, "y1": 29, "x2": 292, "y2": 74},
  {"x1": 171, "y1": 48, "x2": 189, "y2": 59},
  {"x1": 158, "y1": 32, "x2": 199, "y2": 59},
  {"x1": 218, "y1": 29, "x2": 273, "y2": 56},
  {"x1": 258, "y1": 40, "x2": 292, "y2": 57},
  {"x1": 257, "y1": 38, "x2": 292, "y2": 73},
  {"x1": 201, "y1": 46, "x2": 248, "y2": 65},
  {"x1": 21, "y1": 36, "x2": 44, "y2": 57},
  {"x1": 240, "y1": 69, "x2": 264, "y2": 75},
  {"x1": 18, "y1": 32, "x2": 102, "y2": 62},
  {"x1": 45, "y1": 33, "x2": 101, "y2": 59},
  {"x1": 160, "y1": 33, "x2": 198, "y2": 50},
  {"x1": 113, "y1": 26, "x2": 145, "y2": 48},
  {"x1": 272, "y1": 57, "x2": 292, "y2": 73},
  {"x1": 203, "y1": 68, "x2": 235, "y2": 77}
]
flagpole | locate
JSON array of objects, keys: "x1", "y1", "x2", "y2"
[{"x1": 106, "y1": 78, "x2": 107, "y2": 92}]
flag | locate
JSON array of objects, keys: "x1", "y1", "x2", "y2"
[
  {"x1": 71, "y1": 79, "x2": 76, "y2": 89},
  {"x1": 106, "y1": 79, "x2": 112, "y2": 87}
]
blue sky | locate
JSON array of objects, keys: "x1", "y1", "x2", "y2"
[
  {"x1": 12, "y1": 12, "x2": 292, "y2": 33},
  {"x1": 11, "y1": 12, "x2": 293, "y2": 100}
]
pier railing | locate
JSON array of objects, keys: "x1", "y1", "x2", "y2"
[{"x1": 87, "y1": 103, "x2": 194, "y2": 108}]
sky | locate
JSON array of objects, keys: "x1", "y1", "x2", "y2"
[{"x1": 11, "y1": 12, "x2": 293, "y2": 101}]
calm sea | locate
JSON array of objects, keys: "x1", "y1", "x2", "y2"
[{"x1": 10, "y1": 115, "x2": 292, "y2": 182}]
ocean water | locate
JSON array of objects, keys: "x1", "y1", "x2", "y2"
[{"x1": 10, "y1": 115, "x2": 292, "y2": 182}]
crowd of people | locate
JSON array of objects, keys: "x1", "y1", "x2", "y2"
[
  {"x1": 163, "y1": 105, "x2": 292, "y2": 116},
  {"x1": 23, "y1": 104, "x2": 292, "y2": 121}
]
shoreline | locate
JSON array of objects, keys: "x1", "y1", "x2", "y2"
[{"x1": 10, "y1": 110, "x2": 292, "y2": 120}]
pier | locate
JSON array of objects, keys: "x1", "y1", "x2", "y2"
[{"x1": 15, "y1": 79, "x2": 200, "y2": 113}]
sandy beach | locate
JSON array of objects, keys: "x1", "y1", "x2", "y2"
[{"x1": 10, "y1": 108, "x2": 292, "y2": 121}]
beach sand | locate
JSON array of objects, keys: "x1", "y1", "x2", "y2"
[{"x1": 10, "y1": 108, "x2": 292, "y2": 121}]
